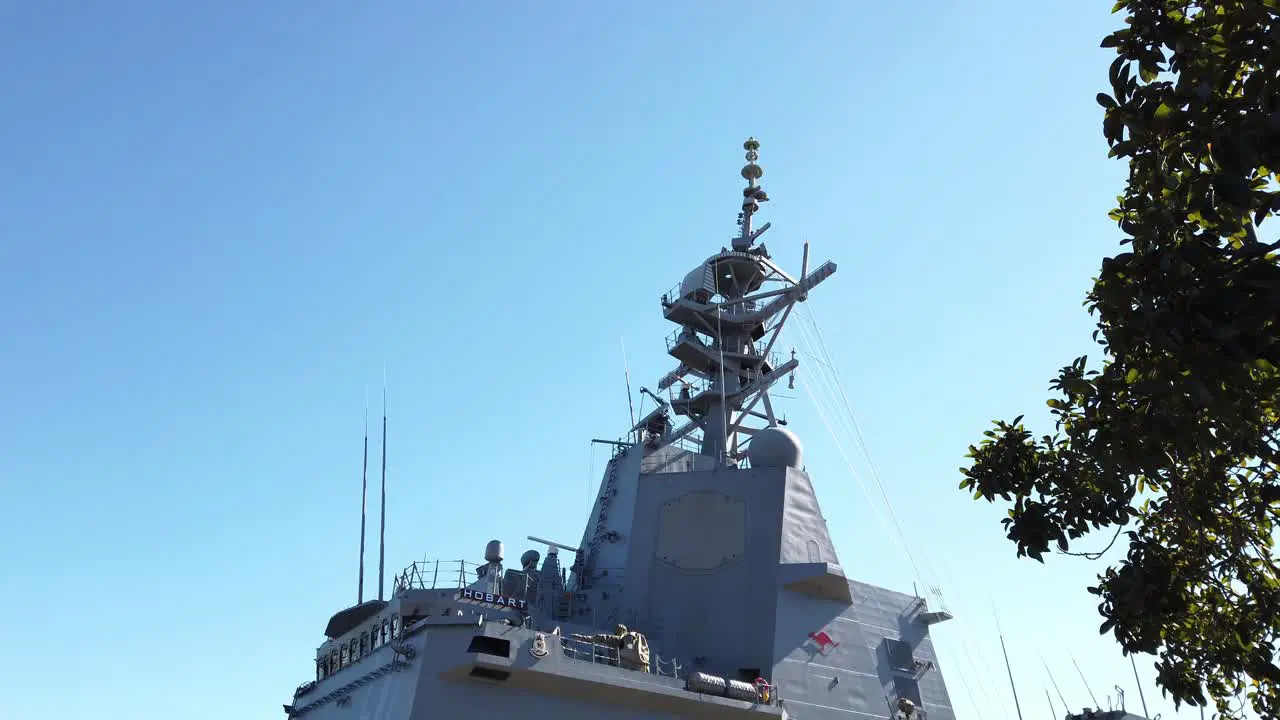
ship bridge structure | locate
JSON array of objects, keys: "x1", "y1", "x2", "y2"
[{"x1": 285, "y1": 140, "x2": 966, "y2": 720}]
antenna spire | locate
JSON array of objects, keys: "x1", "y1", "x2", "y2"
[
  {"x1": 732, "y1": 137, "x2": 769, "y2": 251},
  {"x1": 1071, "y1": 653, "x2": 1099, "y2": 709},
  {"x1": 622, "y1": 337, "x2": 636, "y2": 434},
  {"x1": 358, "y1": 390, "x2": 369, "y2": 604},
  {"x1": 994, "y1": 603, "x2": 1026, "y2": 720},
  {"x1": 1130, "y1": 655, "x2": 1150, "y2": 719},
  {"x1": 378, "y1": 368, "x2": 388, "y2": 601}
]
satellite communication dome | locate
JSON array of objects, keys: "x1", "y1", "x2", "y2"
[
  {"x1": 747, "y1": 426, "x2": 803, "y2": 470},
  {"x1": 485, "y1": 540, "x2": 504, "y2": 564},
  {"x1": 520, "y1": 549, "x2": 540, "y2": 570}
]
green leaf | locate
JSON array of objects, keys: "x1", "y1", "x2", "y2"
[{"x1": 960, "y1": 6, "x2": 1280, "y2": 716}]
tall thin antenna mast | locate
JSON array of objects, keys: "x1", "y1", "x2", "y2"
[
  {"x1": 378, "y1": 369, "x2": 388, "y2": 602},
  {"x1": 1130, "y1": 655, "x2": 1150, "y2": 719},
  {"x1": 995, "y1": 604, "x2": 1026, "y2": 720},
  {"x1": 1045, "y1": 660, "x2": 1070, "y2": 712},
  {"x1": 1070, "y1": 653, "x2": 1099, "y2": 708},
  {"x1": 358, "y1": 390, "x2": 369, "y2": 604},
  {"x1": 998, "y1": 620, "x2": 1029, "y2": 717},
  {"x1": 621, "y1": 338, "x2": 636, "y2": 433},
  {"x1": 1045, "y1": 688, "x2": 1058, "y2": 720}
]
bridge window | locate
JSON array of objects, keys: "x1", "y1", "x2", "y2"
[
  {"x1": 316, "y1": 659, "x2": 325, "y2": 681},
  {"x1": 391, "y1": 614, "x2": 400, "y2": 638},
  {"x1": 349, "y1": 638, "x2": 358, "y2": 662},
  {"x1": 339, "y1": 644, "x2": 348, "y2": 668},
  {"x1": 360, "y1": 632, "x2": 369, "y2": 657},
  {"x1": 329, "y1": 652, "x2": 337, "y2": 674},
  {"x1": 381, "y1": 619, "x2": 389, "y2": 644}
]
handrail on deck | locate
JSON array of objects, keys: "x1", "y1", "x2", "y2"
[
  {"x1": 557, "y1": 635, "x2": 683, "y2": 679},
  {"x1": 393, "y1": 559, "x2": 483, "y2": 594}
]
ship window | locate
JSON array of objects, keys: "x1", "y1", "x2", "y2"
[
  {"x1": 391, "y1": 614, "x2": 400, "y2": 637},
  {"x1": 329, "y1": 652, "x2": 337, "y2": 674},
  {"x1": 360, "y1": 632, "x2": 369, "y2": 657},
  {"x1": 317, "y1": 660, "x2": 325, "y2": 681},
  {"x1": 349, "y1": 638, "x2": 358, "y2": 661},
  {"x1": 339, "y1": 644, "x2": 348, "y2": 668},
  {"x1": 381, "y1": 619, "x2": 389, "y2": 643}
]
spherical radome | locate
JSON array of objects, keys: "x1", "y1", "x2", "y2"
[{"x1": 747, "y1": 426, "x2": 803, "y2": 469}]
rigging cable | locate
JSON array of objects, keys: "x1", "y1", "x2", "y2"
[
  {"x1": 784, "y1": 317, "x2": 991, "y2": 718},
  {"x1": 785, "y1": 301, "x2": 1012, "y2": 719}
]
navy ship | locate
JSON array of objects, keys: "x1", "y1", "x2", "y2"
[{"x1": 283, "y1": 139, "x2": 962, "y2": 720}]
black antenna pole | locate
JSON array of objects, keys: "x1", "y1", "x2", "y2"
[
  {"x1": 1045, "y1": 688, "x2": 1058, "y2": 719},
  {"x1": 1130, "y1": 655, "x2": 1150, "y2": 719},
  {"x1": 358, "y1": 392, "x2": 369, "y2": 604},
  {"x1": 378, "y1": 371, "x2": 387, "y2": 601},
  {"x1": 1071, "y1": 653, "x2": 1099, "y2": 709},
  {"x1": 994, "y1": 602, "x2": 1026, "y2": 720},
  {"x1": 1000, "y1": 632, "x2": 1026, "y2": 720},
  {"x1": 621, "y1": 337, "x2": 636, "y2": 434},
  {"x1": 1045, "y1": 660, "x2": 1071, "y2": 713}
]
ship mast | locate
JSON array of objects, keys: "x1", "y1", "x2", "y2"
[{"x1": 651, "y1": 138, "x2": 837, "y2": 465}]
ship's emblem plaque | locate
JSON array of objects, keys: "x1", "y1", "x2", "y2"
[{"x1": 530, "y1": 633, "x2": 548, "y2": 659}]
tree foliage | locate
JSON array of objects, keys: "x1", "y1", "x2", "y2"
[{"x1": 959, "y1": 2, "x2": 1280, "y2": 717}]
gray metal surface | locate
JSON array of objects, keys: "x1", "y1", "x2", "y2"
[{"x1": 284, "y1": 140, "x2": 966, "y2": 720}]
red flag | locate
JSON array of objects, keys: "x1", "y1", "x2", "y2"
[{"x1": 808, "y1": 630, "x2": 839, "y2": 654}]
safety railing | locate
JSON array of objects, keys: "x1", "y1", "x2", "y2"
[
  {"x1": 393, "y1": 559, "x2": 483, "y2": 594},
  {"x1": 660, "y1": 282, "x2": 685, "y2": 308},
  {"x1": 668, "y1": 433, "x2": 703, "y2": 453},
  {"x1": 666, "y1": 327, "x2": 713, "y2": 353},
  {"x1": 667, "y1": 377, "x2": 708, "y2": 405},
  {"x1": 558, "y1": 635, "x2": 684, "y2": 679}
]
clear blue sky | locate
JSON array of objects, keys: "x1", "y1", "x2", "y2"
[{"x1": 0, "y1": 2, "x2": 1218, "y2": 719}]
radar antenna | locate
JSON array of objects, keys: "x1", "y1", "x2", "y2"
[
  {"x1": 733, "y1": 137, "x2": 769, "y2": 252},
  {"x1": 653, "y1": 138, "x2": 838, "y2": 464}
]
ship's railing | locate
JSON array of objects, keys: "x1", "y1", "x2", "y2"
[
  {"x1": 661, "y1": 281, "x2": 684, "y2": 307},
  {"x1": 660, "y1": 280, "x2": 762, "y2": 317},
  {"x1": 668, "y1": 433, "x2": 702, "y2": 453},
  {"x1": 558, "y1": 636, "x2": 684, "y2": 679},
  {"x1": 662, "y1": 280, "x2": 717, "y2": 307},
  {"x1": 667, "y1": 377, "x2": 708, "y2": 405},
  {"x1": 393, "y1": 559, "x2": 484, "y2": 594},
  {"x1": 664, "y1": 329, "x2": 782, "y2": 370},
  {"x1": 666, "y1": 326, "x2": 712, "y2": 353}
]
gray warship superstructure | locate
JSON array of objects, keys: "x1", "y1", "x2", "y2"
[{"x1": 284, "y1": 139, "x2": 960, "y2": 720}]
